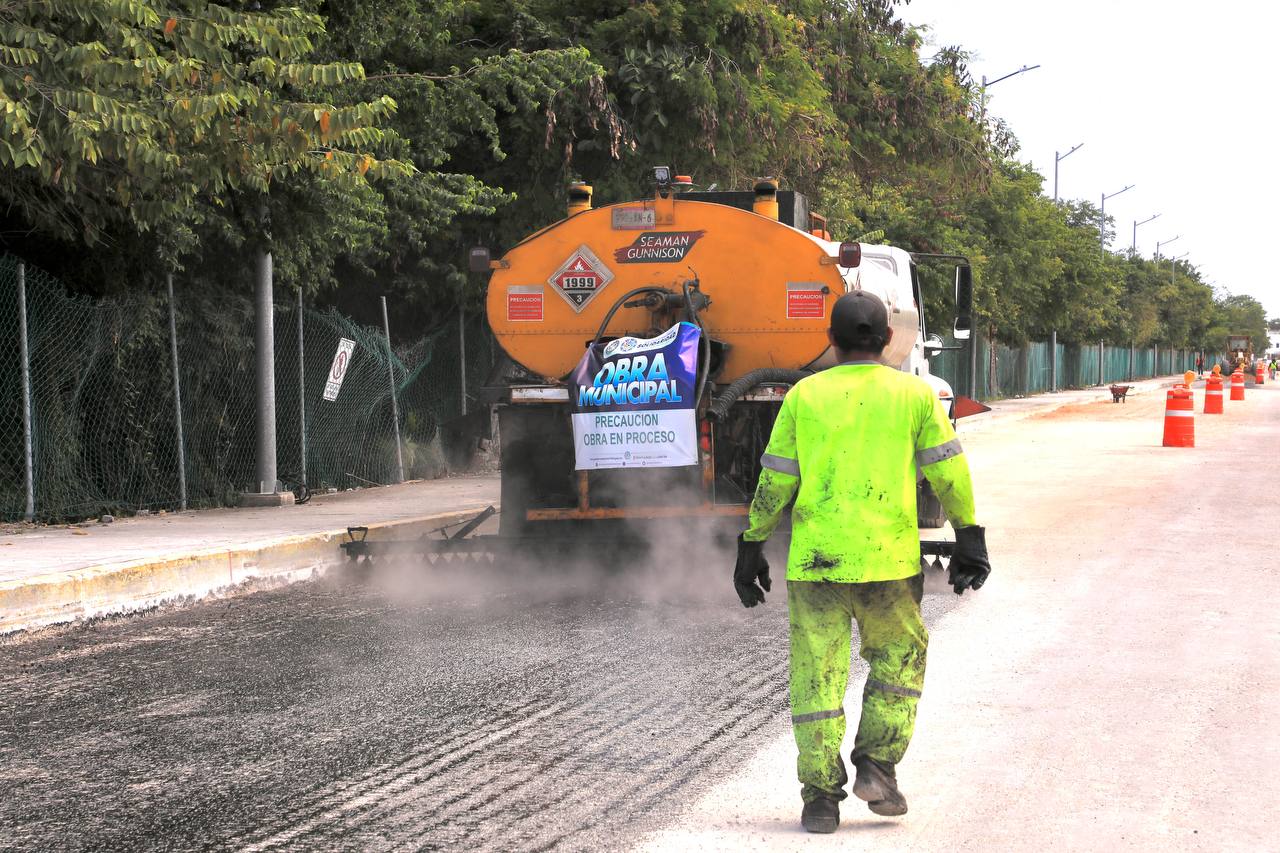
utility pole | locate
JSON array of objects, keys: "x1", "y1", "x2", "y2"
[
  {"x1": 1054, "y1": 143, "x2": 1083, "y2": 202},
  {"x1": 1100, "y1": 184, "x2": 1135, "y2": 250}
]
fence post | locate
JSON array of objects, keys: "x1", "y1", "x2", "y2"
[
  {"x1": 253, "y1": 249, "x2": 279, "y2": 495},
  {"x1": 1154, "y1": 343, "x2": 1159, "y2": 376},
  {"x1": 166, "y1": 273, "x2": 188, "y2": 511},
  {"x1": 1099, "y1": 340, "x2": 1105, "y2": 385},
  {"x1": 17, "y1": 262, "x2": 34, "y2": 522},
  {"x1": 1127, "y1": 343, "x2": 1134, "y2": 381},
  {"x1": 296, "y1": 288, "x2": 307, "y2": 488},
  {"x1": 458, "y1": 283, "x2": 467, "y2": 417},
  {"x1": 1050, "y1": 330, "x2": 1057, "y2": 392},
  {"x1": 380, "y1": 295, "x2": 406, "y2": 484}
]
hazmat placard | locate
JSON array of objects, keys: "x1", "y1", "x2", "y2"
[
  {"x1": 569, "y1": 322, "x2": 701, "y2": 470},
  {"x1": 323, "y1": 338, "x2": 356, "y2": 401}
]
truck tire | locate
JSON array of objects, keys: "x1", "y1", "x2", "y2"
[{"x1": 916, "y1": 479, "x2": 946, "y2": 529}]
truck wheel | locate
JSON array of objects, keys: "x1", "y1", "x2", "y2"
[{"x1": 917, "y1": 479, "x2": 946, "y2": 529}]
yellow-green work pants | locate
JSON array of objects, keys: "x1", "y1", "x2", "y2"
[{"x1": 788, "y1": 576, "x2": 927, "y2": 802}]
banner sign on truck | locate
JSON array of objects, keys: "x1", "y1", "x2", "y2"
[{"x1": 569, "y1": 322, "x2": 701, "y2": 470}]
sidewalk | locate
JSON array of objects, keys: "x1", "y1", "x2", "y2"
[{"x1": 0, "y1": 476, "x2": 499, "y2": 634}]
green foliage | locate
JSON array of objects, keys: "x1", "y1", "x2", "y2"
[{"x1": 0, "y1": 0, "x2": 411, "y2": 250}]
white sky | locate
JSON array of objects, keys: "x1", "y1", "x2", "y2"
[{"x1": 901, "y1": 0, "x2": 1280, "y2": 318}]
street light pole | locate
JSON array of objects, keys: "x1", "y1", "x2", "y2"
[
  {"x1": 1155, "y1": 235, "x2": 1181, "y2": 260},
  {"x1": 1133, "y1": 213, "x2": 1160, "y2": 252},
  {"x1": 980, "y1": 64, "x2": 1041, "y2": 127},
  {"x1": 1168, "y1": 251, "x2": 1189, "y2": 286},
  {"x1": 1100, "y1": 184, "x2": 1135, "y2": 250},
  {"x1": 1054, "y1": 143, "x2": 1083, "y2": 203}
]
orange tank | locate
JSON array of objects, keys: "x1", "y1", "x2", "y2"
[{"x1": 486, "y1": 190, "x2": 850, "y2": 383}]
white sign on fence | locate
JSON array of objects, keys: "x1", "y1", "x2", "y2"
[{"x1": 323, "y1": 338, "x2": 357, "y2": 401}]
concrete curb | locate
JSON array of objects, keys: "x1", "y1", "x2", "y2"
[{"x1": 0, "y1": 509, "x2": 483, "y2": 635}]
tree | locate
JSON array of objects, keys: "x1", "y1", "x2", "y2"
[{"x1": 0, "y1": 0, "x2": 410, "y2": 256}]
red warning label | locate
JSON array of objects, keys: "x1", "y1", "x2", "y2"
[
  {"x1": 507, "y1": 286, "x2": 544, "y2": 321},
  {"x1": 786, "y1": 283, "x2": 826, "y2": 319}
]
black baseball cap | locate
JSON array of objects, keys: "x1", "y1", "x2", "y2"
[{"x1": 830, "y1": 290, "x2": 889, "y2": 351}]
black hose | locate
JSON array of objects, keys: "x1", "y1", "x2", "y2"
[
  {"x1": 707, "y1": 368, "x2": 812, "y2": 421},
  {"x1": 589, "y1": 286, "x2": 672, "y2": 353}
]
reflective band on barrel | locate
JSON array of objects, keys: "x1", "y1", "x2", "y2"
[
  {"x1": 1165, "y1": 410, "x2": 1194, "y2": 417},
  {"x1": 1206, "y1": 390, "x2": 1222, "y2": 396},
  {"x1": 916, "y1": 438, "x2": 963, "y2": 467},
  {"x1": 865, "y1": 678, "x2": 922, "y2": 699},
  {"x1": 792, "y1": 707, "x2": 845, "y2": 724},
  {"x1": 760, "y1": 452, "x2": 800, "y2": 476}
]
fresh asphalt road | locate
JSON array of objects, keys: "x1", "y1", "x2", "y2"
[
  {"x1": 0, "y1": 530, "x2": 961, "y2": 851},
  {"x1": 2, "y1": 382, "x2": 1277, "y2": 851}
]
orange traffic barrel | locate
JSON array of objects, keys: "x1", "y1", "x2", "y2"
[
  {"x1": 1162, "y1": 387, "x2": 1195, "y2": 447},
  {"x1": 1204, "y1": 375, "x2": 1224, "y2": 414},
  {"x1": 1230, "y1": 370, "x2": 1246, "y2": 401},
  {"x1": 1256, "y1": 363, "x2": 1266, "y2": 385}
]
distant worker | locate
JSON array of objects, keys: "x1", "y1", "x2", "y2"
[
  {"x1": 1196, "y1": 354, "x2": 1204, "y2": 377},
  {"x1": 733, "y1": 291, "x2": 991, "y2": 833},
  {"x1": 1270, "y1": 358, "x2": 1278, "y2": 381}
]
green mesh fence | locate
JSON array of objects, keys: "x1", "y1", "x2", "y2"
[
  {"x1": 1, "y1": 254, "x2": 493, "y2": 522},
  {"x1": 928, "y1": 328, "x2": 1216, "y2": 401}
]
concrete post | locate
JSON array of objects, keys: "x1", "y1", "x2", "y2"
[
  {"x1": 17, "y1": 262, "x2": 34, "y2": 522},
  {"x1": 458, "y1": 283, "x2": 467, "y2": 417},
  {"x1": 296, "y1": 288, "x2": 307, "y2": 488},
  {"x1": 1154, "y1": 343, "x2": 1159, "y2": 377},
  {"x1": 166, "y1": 274, "x2": 188, "y2": 511},
  {"x1": 1099, "y1": 340, "x2": 1105, "y2": 385},
  {"x1": 1050, "y1": 330, "x2": 1058, "y2": 393},
  {"x1": 381, "y1": 296, "x2": 406, "y2": 484},
  {"x1": 243, "y1": 250, "x2": 292, "y2": 506},
  {"x1": 255, "y1": 251, "x2": 277, "y2": 493}
]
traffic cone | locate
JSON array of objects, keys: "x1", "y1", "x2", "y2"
[
  {"x1": 1230, "y1": 370, "x2": 1246, "y2": 401},
  {"x1": 1162, "y1": 387, "x2": 1195, "y2": 447},
  {"x1": 1204, "y1": 375, "x2": 1224, "y2": 414}
]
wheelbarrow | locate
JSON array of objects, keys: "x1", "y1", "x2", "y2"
[{"x1": 1109, "y1": 384, "x2": 1133, "y2": 403}]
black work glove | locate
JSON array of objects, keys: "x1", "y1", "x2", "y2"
[
  {"x1": 734, "y1": 534, "x2": 772, "y2": 608},
  {"x1": 949, "y1": 525, "x2": 991, "y2": 595}
]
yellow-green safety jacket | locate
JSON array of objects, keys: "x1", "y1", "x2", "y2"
[{"x1": 743, "y1": 361, "x2": 977, "y2": 583}]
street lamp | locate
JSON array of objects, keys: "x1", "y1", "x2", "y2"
[
  {"x1": 1100, "y1": 184, "x2": 1135, "y2": 249},
  {"x1": 1155, "y1": 235, "x2": 1181, "y2": 260},
  {"x1": 1054, "y1": 143, "x2": 1083, "y2": 203},
  {"x1": 1168, "y1": 251, "x2": 1189, "y2": 285},
  {"x1": 1133, "y1": 213, "x2": 1160, "y2": 252},
  {"x1": 980, "y1": 64, "x2": 1041, "y2": 124}
]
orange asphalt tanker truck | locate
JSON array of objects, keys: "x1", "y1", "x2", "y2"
[{"x1": 342, "y1": 169, "x2": 979, "y2": 562}]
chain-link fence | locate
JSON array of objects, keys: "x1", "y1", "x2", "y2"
[
  {"x1": 929, "y1": 330, "x2": 1218, "y2": 399},
  {"x1": 1, "y1": 254, "x2": 493, "y2": 522}
]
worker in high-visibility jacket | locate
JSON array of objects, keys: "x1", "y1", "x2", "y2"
[{"x1": 733, "y1": 290, "x2": 991, "y2": 834}]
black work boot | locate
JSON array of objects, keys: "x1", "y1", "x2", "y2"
[
  {"x1": 852, "y1": 756, "x2": 908, "y2": 816},
  {"x1": 800, "y1": 796, "x2": 840, "y2": 833}
]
